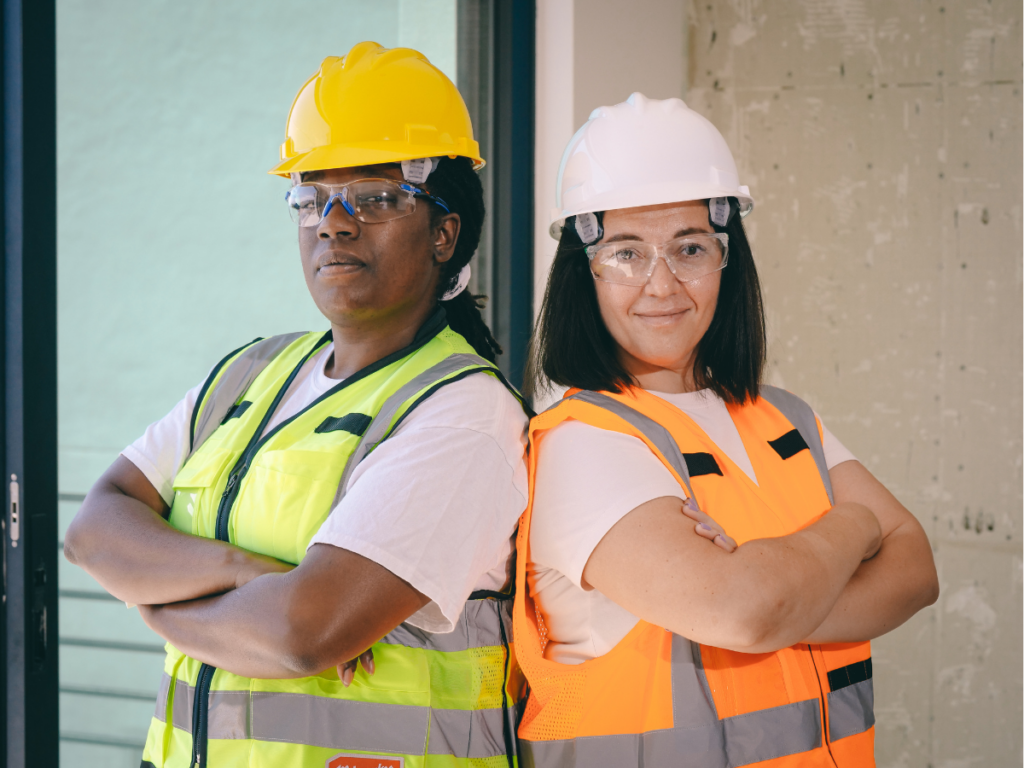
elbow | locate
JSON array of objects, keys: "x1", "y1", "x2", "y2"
[
  {"x1": 62, "y1": 520, "x2": 88, "y2": 567},
  {"x1": 707, "y1": 589, "x2": 791, "y2": 653},
  {"x1": 921, "y1": 569, "x2": 940, "y2": 609},
  {"x1": 277, "y1": 607, "x2": 360, "y2": 678}
]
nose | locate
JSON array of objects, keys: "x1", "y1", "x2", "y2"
[
  {"x1": 316, "y1": 193, "x2": 360, "y2": 239},
  {"x1": 643, "y1": 254, "x2": 682, "y2": 297}
]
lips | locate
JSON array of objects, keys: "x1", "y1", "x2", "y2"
[{"x1": 316, "y1": 251, "x2": 366, "y2": 275}]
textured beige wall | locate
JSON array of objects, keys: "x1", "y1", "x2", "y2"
[
  {"x1": 685, "y1": 1, "x2": 1022, "y2": 764},
  {"x1": 536, "y1": 0, "x2": 1022, "y2": 764}
]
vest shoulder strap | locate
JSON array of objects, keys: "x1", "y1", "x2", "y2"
[
  {"x1": 331, "y1": 353, "x2": 528, "y2": 509},
  {"x1": 758, "y1": 385, "x2": 834, "y2": 504},
  {"x1": 189, "y1": 332, "x2": 308, "y2": 459},
  {"x1": 557, "y1": 390, "x2": 698, "y2": 502},
  {"x1": 551, "y1": 387, "x2": 835, "y2": 506}
]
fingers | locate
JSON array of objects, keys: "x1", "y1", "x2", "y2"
[
  {"x1": 680, "y1": 497, "x2": 704, "y2": 522},
  {"x1": 683, "y1": 497, "x2": 738, "y2": 554},
  {"x1": 336, "y1": 648, "x2": 376, "y2": 687},
  {"x1": 696, "y1": 521, "x2": 738, "y2": 553}
]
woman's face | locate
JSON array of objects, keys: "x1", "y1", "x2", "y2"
[
  {"x1": 297, "y1": 164, "x2": 458, "y2": 329},
  {"x1": 593, "y1": 200, "x2": 721, "y2": 386}
]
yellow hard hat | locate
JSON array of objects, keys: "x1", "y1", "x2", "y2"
[{"x1": 269, "y1": 42, "x2": 484, "y2": 178}]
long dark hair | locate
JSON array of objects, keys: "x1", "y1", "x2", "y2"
[
  {"x1": 423, "y1": 156, "x2": 503, "y2": 362},
  {"x1": 526, "y1": 201, "x2": 766, "y2": 403}
]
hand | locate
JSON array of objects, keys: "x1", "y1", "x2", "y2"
[
  {"x1": 679, "y1": 497, "x2": 737, "y2": 553},
  {"x1": 337, "y1": 648, "x2": 375, "y2": 687},
  {"x1": 234, "y1": 551, "x2": 295, "y2": 590}
]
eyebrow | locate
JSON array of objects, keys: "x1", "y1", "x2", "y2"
[{"x1": 603, "y1": 227, "x2": 712, "y2": 243}]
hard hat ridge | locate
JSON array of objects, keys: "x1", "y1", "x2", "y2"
[
  {"x1": 550, "y1": 92, "x2": 753, "y2": 239},
  {"x1": 269, "y1": 42, "x2": 484, "y2": 178}
]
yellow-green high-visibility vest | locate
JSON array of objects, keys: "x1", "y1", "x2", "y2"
[{"x1": 140, "y1": 312, "x2": 527, "y2": 768}]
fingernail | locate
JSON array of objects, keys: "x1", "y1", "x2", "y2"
[
  {"x1": 342, "y1": 668, "x2": 352, "y2": 687},
  {"x1": 366, "y1": 658, "x2": 375, "y2": 675},
  {"x1": 698, "y1": 523, "x2": 714, "y2": 532}
]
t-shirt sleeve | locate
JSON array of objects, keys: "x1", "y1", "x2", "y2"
[
  {"x1": 816, "y1": 415, "x2": 858, "y2": 470},
  {"x1": 307, "y1": 373, "x2": 529, "y2": 634},
  {"x1": 529, "y1": 420, "x2": 685, "y2": 591},
  {"x1": 121, "y1": 381, "x2": 204, "y2": 506}
]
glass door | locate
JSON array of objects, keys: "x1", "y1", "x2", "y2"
[{"x1": 56, "y1": 3, "x2": 459, "y2": 764}]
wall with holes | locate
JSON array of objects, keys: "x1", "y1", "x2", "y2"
[{"x1": 535, "y1": 0, "x2": 1022, "y2": 764}]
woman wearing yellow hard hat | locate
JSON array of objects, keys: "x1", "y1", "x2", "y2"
[
  {"x1": 513, "y1": 93, "x2": 939, "y2": 766},
  {"x1": 65, "y1": 42, "x2": 528, "y2": 768}
]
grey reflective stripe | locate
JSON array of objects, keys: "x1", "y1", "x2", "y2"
[
  {"x1": 759, "y1": 385, "x2": 834, "y2": 505},
  {"x1": 153, "y1": 672, "x2": 510, "y2": 759},
  {"x1": 190, "y1": 332, "x2": 307, "y2": 458},
  {"x1": 332, "y1": 352, "x2": 494, "y2": 508},
  {"x1": 827, "y1": 678, "x2": 874, "y2": 742},
  {"x1": 381, "y1": 597, "x2": 512, "y2": 653},
  {"x1": 427, "y1": 707, "x2": 511, "y2": 758},
  {"x1": 559, "y1": 391, "x2": 696, "y2": 501},
  {"x1": 150, "y1": 675, "x2": 191, "y2": 730},
  {"x1": 678, "y1": 635, "x2": 720, "y2": 724},
  {"x1": 252, "y1": 691, "x2": 428, "y2": 755},
  {"x1": 152, "y1": 672, "x2": 171, "y2": 722},
  {"x1": 519, "y1": 633, "x2": 822, "y2": 768}
]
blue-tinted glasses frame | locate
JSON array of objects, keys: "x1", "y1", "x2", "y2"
[{"x1": 284, "y1": 178, "x2": 450, "y2": 227}]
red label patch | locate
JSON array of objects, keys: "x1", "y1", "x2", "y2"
[{"x1": 326, "y1": 754, "x2": 403, "y2": 768}]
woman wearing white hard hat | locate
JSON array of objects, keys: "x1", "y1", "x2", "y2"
[{"x1": 512, "y1": 93, "x2": 938, "y2": 767}]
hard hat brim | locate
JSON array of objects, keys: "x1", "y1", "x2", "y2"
[
  {"x1": 549, "y1": 183, "x2": 754, "y2": 239},
  {"x1": 269, "y1": 143, "x2": 485, "y2": 178}
]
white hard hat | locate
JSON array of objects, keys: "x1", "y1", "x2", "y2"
[{"x1": 550, "y1": 92, "x2": 754, "y2": 239}]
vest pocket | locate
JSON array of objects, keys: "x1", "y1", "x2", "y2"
[
  {"x1": 233, "y1": 449, "x2": 346, "y2": 564},
  {"x1": 169, "y1": 450, "x2": 236, "y2": 537}
]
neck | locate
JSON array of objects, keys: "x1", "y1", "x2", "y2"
[
  {"x1": 325, "y1": 301, "x2": 440, "y2": 380},
  {"x1": 620, "y1": 349, "x2": 700, "y2": 394}
]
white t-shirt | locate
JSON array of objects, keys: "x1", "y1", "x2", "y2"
[
  {"x1": 123, "y1": 342, "x2": 529, "y2": 634},
  {"x1": 527, "y1": 388, "x2": 857, "y2": 665}
]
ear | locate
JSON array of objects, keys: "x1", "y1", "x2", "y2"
[{"x1": 431, "y1": 213, "x2": 461, "y2": 265}]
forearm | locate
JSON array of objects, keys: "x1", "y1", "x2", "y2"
[
  {"x1": 140, "y1": 573, "x2": 315, "y2": 679},
  {"x1": 722, "y1": 503, "x2": 879, "y2": 653},
  {"x1": 803, "y1": 522, "x2": 939, "y2": 643},
  {"x1": 64, "y1": 471, "x2": 254, "y2": 605},
  {"x1": 139, "y1": 544, "x2": 428, "y2": 680}
]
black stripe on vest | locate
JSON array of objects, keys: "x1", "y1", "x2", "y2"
[
  {"x1": 315, "y1": 413, "x2": 373, "y2": 437},
  {"x1": 768, "y1": 428, "x2": 809, "y2": 460},
  {"x1": 221, "y1": 400, "x2": 252, "y2": 424},
  {"x1": 827, "y1": 658, "x2": 872, "y2": 692},
  {"x1": 683, "y1": 452, "x2": 723, "y2": 477}
]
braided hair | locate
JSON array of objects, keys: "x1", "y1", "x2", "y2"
[{"x1": 423, "y1": 156, "x2": 503, "y2": 362}]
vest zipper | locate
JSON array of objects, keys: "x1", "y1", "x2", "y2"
[
  {"x1": 808, "y1": 644, "x2": 839, "y2": 766},
  {"x1": 189, "y1": 340, "x2": 327, "y2": 767},
  {"x1": 189, "y1": 662, "x2": 214, "y2": 767},
  {"x1": 186, "y1": 313, "x2": 451, "y2": 765}
]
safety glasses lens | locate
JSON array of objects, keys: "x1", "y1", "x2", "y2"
[
  {"x1": 587, "y1": 234, "x2": 728, "y2": 285},
  {"x1": 286, "y1": 185, "x2": 321, "y2": 227},
  {"x1": 286, "y1": 180, "x2": 417, "y2": 227}
]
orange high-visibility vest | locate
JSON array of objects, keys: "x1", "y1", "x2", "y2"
[{"x1": 514, "y1": 386, "x2": 874, "y2": 767}]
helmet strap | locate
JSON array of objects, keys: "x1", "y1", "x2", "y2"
[
  {"x1": 573, "y1": 211, "x2": 604, "y2": 244},
  {"x1": 709, "y1": 197, "x2": 738, "y2": 232},
  {"x1": 402, "y1": 157, "x2": 440, "y2": 184}
]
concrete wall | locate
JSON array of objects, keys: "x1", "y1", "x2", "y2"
[
  {"x1": 534, "y1": 1, "x2": 1023, "y2": 765},
  {"x1": 57, "y1": 3, "x2": 455, "y2": 765}
]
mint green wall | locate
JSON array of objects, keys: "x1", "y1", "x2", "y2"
[{"x1": 57, "y1": 2, "x2": 456, "y2": 764}]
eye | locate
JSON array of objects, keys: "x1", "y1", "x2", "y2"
[
  {"x1": 613, "y1": 247, "x2": 642, "y2": 262},
  {"x1": 673, "y1": 241, "x2": 708, "y2": 259}
]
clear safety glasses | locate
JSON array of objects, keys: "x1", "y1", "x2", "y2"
[
  {"x1": 586, "y1": 233, "x2": 730, "y2": 287},
  {"x1": 284, "y1": 178, "x2": 450, "y2": 227}
]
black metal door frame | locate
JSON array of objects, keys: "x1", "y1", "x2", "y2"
[
  {"x1": 458, "y1": 0, "x2": 535, "y2": 392},
  {"x1": 2, "y1": 0, "x2": 59, "y2": 765}
]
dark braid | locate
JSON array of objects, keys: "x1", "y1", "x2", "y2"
[{"x1": 424, "y1": 156, "x2": 503, "y2": 362}]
